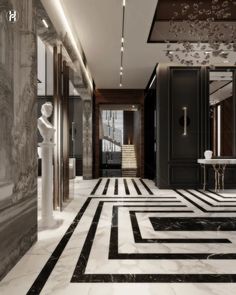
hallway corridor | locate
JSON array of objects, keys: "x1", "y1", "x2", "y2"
[{"x1": 0, "y1": 179, "x2": 236, "y2": 294}]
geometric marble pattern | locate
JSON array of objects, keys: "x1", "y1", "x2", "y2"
[
  {"x1": 25, "y1": 178, "x2": 236, "y2": 294},
  {"x1": 1, "y1": 178, "x2": 236, "y2": 294}
]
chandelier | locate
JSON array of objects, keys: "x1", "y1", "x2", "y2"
[{"x1": 165, "y1": 0, "x2": 236, "y2": 66}]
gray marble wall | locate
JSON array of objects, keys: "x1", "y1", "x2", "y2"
[
  {"x1": 0, "y1": 0, "x2": 37, "y2": 279},
  {"x1": 82, "y1": 95, "x2": 93, "y2": 179}
]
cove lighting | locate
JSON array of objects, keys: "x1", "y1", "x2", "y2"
[
  {"x1": 149, "y1": 75, "x2": 156, "y2": 89},
  {"x1": 53, "y1": 0, "x2": 93, "y2": 91},
  {"x1": 42, "y1": 19, "x2": 49, "y2": 28}
]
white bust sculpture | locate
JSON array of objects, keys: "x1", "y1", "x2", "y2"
[{"x1": 38, "y1": 102, "x2": 55, "y2": 144}]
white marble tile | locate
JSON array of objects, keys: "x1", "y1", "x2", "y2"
[{"x1": 1, "y1": 178, "x2": 236, "y2": 294}]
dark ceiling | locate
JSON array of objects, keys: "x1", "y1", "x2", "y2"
[
  {"x1": 154, "y1": 0, "x2": 236, "y2": 21},
  {"x1": 148, "y1": 0, "x2": 236, "y2": 42}
]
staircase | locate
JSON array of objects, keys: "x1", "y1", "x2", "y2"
[{"x1": 121, "y1": 145, "x2": 137, "y2": 177}]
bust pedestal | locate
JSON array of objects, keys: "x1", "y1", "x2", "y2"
[{"x1": 39, "y1": 141, "x2": 56, "y2": 229}]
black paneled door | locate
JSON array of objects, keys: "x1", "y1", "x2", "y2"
[{"x1": 169, "y1": 68, "x2": 202, "y2": 187}]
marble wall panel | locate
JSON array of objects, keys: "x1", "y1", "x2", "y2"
[
  {"x1": 82, "y1": 97, "x2": 93, "y2": 179},
  {"x1": 0, "y1": 0, "x2": 37, "y2": 280}
]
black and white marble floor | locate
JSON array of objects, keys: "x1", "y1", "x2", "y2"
[{"x1": 0, "y1": 178, "x2": 236, "y2": 294}]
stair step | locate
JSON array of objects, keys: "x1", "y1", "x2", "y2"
[{"x1": 121, "y1": 144, "x2": 137, "y2": 174}]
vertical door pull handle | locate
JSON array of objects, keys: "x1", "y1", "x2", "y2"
[{"x1": 183, "y1": 107, "x2": 187, "y2": 136}]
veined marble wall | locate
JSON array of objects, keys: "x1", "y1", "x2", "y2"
[
  {"x1": 0, "y1": 0, "x2": 37, "y2": 279},
  {"x1": 82, "y1": 95, "x2": 93, "y2": 179}
]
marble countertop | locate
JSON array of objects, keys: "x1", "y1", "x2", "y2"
[{"x1": 198, "y1": 159, "x2": 236, "y2": 165}]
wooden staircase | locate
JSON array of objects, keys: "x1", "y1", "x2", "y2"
[{"x1": 121, "y1": 145, "x2": 137, "y2": 177}]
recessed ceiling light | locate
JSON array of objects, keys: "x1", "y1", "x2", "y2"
[
  {"x1": 119, "y1": 83, "x2": 122, "y2": 87},
  {"x1": 121, "y1": 37, "x2": 124, "y2": 43},
  {"x1": 120, "y1": 66, "x2": 123, "y2": 70},
  {"x1": 123, "y1": 0, "x2": 126, "y2": 6},
  {"x1": 169, "y1": 51, "x2": 173, "y2": 54},
  {"x1": 223, "y1": 60, "x2": 229, "y2": 63},
  {"x1": 42, "y1": 19, "x2": 49, "y2": 28},
  {"x1": 121, "y1": 46, "x2": 124, "y2": 52},
  {"x1": 205, "y1": 51, "x2": 211, "y2": 54},
  {"x1": 120, "y1": 72, "x2": 123, "y2": 75}
]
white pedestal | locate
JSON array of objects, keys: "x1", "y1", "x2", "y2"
[
  {"x1": 69, "y1": 158, "x2": 76, "y2": 179},
  {"x1": 39, "y1": 142, "x2": 57, "y2": 229}
]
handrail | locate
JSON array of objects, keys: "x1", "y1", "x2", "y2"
[{"x1": 103, "y1": 123, "x2": 122, "y2": 146}]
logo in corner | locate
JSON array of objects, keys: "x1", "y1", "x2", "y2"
[{"x1": 6, "y1": 10, "x2": 19, "y2": 23}]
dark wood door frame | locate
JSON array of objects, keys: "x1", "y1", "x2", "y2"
[{"x1": 93, "y1": 90, "x2": 144, "y2": 178}]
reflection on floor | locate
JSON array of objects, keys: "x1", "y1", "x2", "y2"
[{"x1": 0, "y1": 178, "x2": 236, "y2": 294}]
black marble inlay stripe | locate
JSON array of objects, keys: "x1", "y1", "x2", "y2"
[
  {"x1": 71, "y1": 201, "x2": 104, "y2": 282},
  {"x1": 175, "y1": 190, "x2": 206, "y2": 212},
  {"x1": 139, "y1": 179, "x2": 154, "y2": 195},
  {"x1": 130, "y1": 211, "x2": 230, "y2": 243},
  {"x1": 131, "y1": 179, "x2": 142, "y2": 195},
  {"x1": 150, "y1": 216, "x2": 236, "y2": 231},
  {"x1": 90, "y1": 179, "x2": 102, "y2": 195},
  {"x1": 131, "y1": 210, "x2": 194, "y2": 213},
  {"x1": 123, "y1": 179, "x2": 130, "y2": 195},
  {"x1": 209, "y1": 190, "x2": 236, "y2": 199},
  {"x1": 119, "y1": 205, "x2": 187, "y2": 207},
  {"x1": 196, "y1": 190, "x2": 236, "y2": 203},
  {"x1": 102, "y1": 179, "x2": 110, "y2": 195},
  {"x1": 69, "y1": 201, "x2": 236, "y2": 283},
  {"x1": 92, "y1": 196, "x2": 179, "y2": 200},
  {"x1": 114, "y1": 179, "x2": 118, "y2": 195},
  {"x1": 72, "y1": 273, "x2": 236, "y2": 283},
  {"x1": 27, "y1": 197, "x2": 92, "y2": 294},
  {"x1": 176, "y1": 190, "x2": 236, "y2": 213},
  {"x1": 109, "y1": 205, "x2": 236, "y2": 260},
  {"x1": 187, "y1": 190, "x2": 236, "y2": 208}
]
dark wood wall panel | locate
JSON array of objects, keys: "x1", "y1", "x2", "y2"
[
  {"x1": 123, "y1": 111, "x2": 134, "y2": 144},
  {"x1": 156, "y1": 65, "x2": 207, "y2": 189},
  {"x1": 169, "y1": 67, "x2": 202, "y2": 187},
  {"x1": 156, "y1": 65, "x2": 170, "y2": 188},
  {"x1": 133, "y1": 109, "x2": 142, "y2": 177},
  {"x1": 170, "y1": 69, "x2": 200, "y2": 160},
  {"x1": 53, "y1": 46, "x2": 70, "y2": 209},
  {"x1": 221, "y1": 96, "x2": 233, "y2": 156},
  {"x1": 144, "y1": 89, "x2": 156, "y2": 180},
  {"x1": 62, "y1": 61, "x2": 69, "y2": 201}
]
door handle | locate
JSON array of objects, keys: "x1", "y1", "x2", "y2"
[{"x1": 183, "y1": 107, "x2": 187, "y2": 136}]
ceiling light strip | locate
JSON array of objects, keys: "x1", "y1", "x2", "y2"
[
  {"x1": 120, "y1": 0, "x2": 126, "y2": 87},
  {"x1": 55, "y1": 0, "x2": 93, "y2": 91}
]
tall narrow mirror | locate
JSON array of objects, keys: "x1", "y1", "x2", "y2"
[{"x1": 209, "y1": 70, "x2": 234, "y2": 157}]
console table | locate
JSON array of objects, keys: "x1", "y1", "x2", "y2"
[{"x1": 197, "y1": 159, "x2": 236, "y2": 192}]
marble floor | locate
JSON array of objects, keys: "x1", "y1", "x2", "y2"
[{"x1": 0, "y1": 178, "x2": 236, "y2": 294}]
